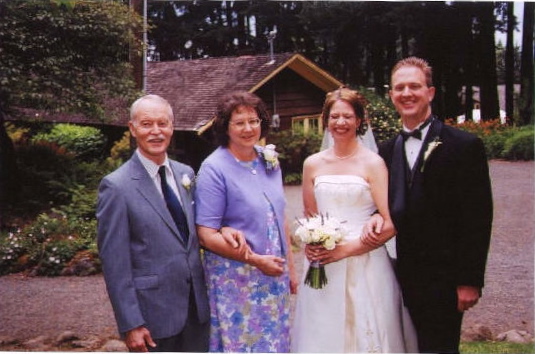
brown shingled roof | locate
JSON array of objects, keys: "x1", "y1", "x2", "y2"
[{"x1": 146, "y1": 52, "x2": 342, "y2": 131}]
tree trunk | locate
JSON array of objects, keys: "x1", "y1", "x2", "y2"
[
  {"x1": 234, "y1": 2, "x2": 247, "y2": 51},
  {"x1": 505, "y1": 2, "x2": 515, "y2": 122},
  {"x1": 0, "y1": 109, "x2": 19, "y2": 229},
  {"x1": 478, "y1": 2, "x2": 500, "y2": 121},
  {"x1": 520, "y1": 2, "x2": 534, "y2": 125},
  {"x1": 129, "y1": 0, "x2": 144, "y2": 91},
  {"x1": 465, "y1": 10, "x2": 476, "y2": 122}
]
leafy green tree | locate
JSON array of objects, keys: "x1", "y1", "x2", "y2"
[
  {"x1": 0, "y1": 0, "x2": 143, "y2": 226},
  {"x1": 0, "y1": 0, "x2": 141, "y2": 120}
]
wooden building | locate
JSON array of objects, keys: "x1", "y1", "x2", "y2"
[{"x1": 147, "y1": 52, "x2": 343, "y2": 169}]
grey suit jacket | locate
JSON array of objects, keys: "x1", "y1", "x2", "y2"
[{"x1": 96, "y1": 153, "x2": 209, "y2": 339}]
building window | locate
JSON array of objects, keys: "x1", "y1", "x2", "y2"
[{"x1": 291, "y1": 115, "x2": 323, "y2": 135}]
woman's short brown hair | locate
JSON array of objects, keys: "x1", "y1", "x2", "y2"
[
  {"x1": 321, "y1": 87, "x2": 369, "y2": 136},
  {"x1": 212, "y1": 91, "x2": 271, "y2": 147}
]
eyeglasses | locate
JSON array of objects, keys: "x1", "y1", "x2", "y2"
[
  {"x1": 329, "y1": 114, "x2": 356, "y2": 121},
  {"x1": 229, "y1": 118, "x2": 261, "y2": 129}
]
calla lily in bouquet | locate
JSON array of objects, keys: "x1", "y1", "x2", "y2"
[{"x1": 294, "y1": 214, "x2": 347, "y2": 289}]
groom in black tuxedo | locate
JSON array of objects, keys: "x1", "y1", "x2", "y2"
[{"x1": 378, "y1": 57, "x2": 493, "y2": 353}]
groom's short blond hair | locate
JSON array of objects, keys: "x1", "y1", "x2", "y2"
[{"x1": 391, "y1": 57, "x2": 433, "y2": 87}]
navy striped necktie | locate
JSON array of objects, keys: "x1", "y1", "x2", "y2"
[{"x1": 158, "y1": 166, "x2": 189, "y2": 243}]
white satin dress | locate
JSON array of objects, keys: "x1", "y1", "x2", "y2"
[{"x1": 291, "y1": 175, "x2": 418, "y2": 353}]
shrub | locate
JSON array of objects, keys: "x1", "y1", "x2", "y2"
[
  {"x1": 502, "y1": 128, "x2": 534, "y2": 160},
  {"x1": 6, "y1": 122, "x2": 30, "y2": 144},
  {"x1": 268, "y1": 130, "x2": 322, "y2": 184},
  {"x1": 105, "y1": 130, "x2": 132, "y2": 171},
  {"x1": 480, "y1": 133, "x2": 509, "y2": 159},
  {"x1": 109, "y1": 131, "x2": 132, "y2": 162},
  {"x1": 446, "y1": 119, "x2": 534, "y2": 161},
  {"x1": 359, "y1": 88, "x2": 401, "y2": 144},
  {"x1": 284, "y1": 173, "x2": 303, "y2": 186},
  {"x1": 32, "y1": 123, "x2": 106, "y2": 161},
  {"x1": 15, "y1": 140, "x2": 78, "y2": 214},
  {"x1": 0, "y1": 212, "x2": 99, "y2": 276}
]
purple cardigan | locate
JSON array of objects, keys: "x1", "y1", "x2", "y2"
[{"x1": 194, "y1": 146, "x2": 288, "y2": 256}]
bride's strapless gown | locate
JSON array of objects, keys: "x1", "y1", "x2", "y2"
[{"x1": 291, "y1": 175, "x2": 418, "y2": 353}]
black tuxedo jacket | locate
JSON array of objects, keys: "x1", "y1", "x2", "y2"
[{"x1": 379, "y1": 118, "x2": 493, "y2": 303}]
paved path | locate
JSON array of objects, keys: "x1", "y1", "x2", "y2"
[{"x1": 0, "y1": 161, "x2": 532, "y2": 343}]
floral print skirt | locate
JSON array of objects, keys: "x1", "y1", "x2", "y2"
[{"x1": 203, "y1": 252, "x2": 291, "y2": 352}]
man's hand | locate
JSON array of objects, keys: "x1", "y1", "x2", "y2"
[
  {"x1": 125, "y1": 326, "x2": 156, "y2": 352},
  {"x1": 220, "y1": 227, "x2": 248, "y2": 252},
  {"x1": 363, "y1": 213, "x2": 384, "y2": 237},
  {"x1": 457, "y1": 285, "x2": 480, "y2": 312}
]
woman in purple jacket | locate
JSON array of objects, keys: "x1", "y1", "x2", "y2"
[{"x1": 194, "y1": 91, "x2": 297, "y2": 352}]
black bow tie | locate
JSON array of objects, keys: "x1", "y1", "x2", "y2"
[
  {"x1": 400, "y1": 118, "x2": 432, "y2": 141},
  {"x1": 400, "y1": 129, "x2": 422, "y2": 140}
]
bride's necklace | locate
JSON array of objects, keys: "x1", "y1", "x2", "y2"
[{"x1": 333, "y1": 147, "x2": 357, "y2": 160}]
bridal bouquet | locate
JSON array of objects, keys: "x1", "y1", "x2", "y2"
[{"x1": 294, "y1": 214, "x2": 347, "y2": 289}]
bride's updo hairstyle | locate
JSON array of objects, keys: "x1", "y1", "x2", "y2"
[{"x1": 321, "y1": 86, "x2": 369, "y2": 136}]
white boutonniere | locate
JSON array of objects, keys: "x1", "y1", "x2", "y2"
[
  {"x1": 261, "y1": 144, "x2": 280, "y2": 173},
  {"x1": 181, "y1": 174, "x2": 192, "y2": 191},
  {"x1": 421, "y1": 137, "x2": 442, "y2": 172}
]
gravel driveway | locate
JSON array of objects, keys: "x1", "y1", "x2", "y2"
[{"x1": 0, "y1": 160, "x2": 532, "y2": 345}]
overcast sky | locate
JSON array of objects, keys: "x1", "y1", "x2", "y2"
[{"x1": 495, "y1": 1, "x2": 524, "y2": 47}]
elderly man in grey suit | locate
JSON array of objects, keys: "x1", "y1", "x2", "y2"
[{"x1": 97, "y1": 94, "x2": 209, "y2": 352}]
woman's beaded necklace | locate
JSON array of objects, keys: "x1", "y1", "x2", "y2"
[{"x1": 236, "y1": 157, "x2": 259, "y2": 175}]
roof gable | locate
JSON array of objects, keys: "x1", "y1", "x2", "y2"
[{"x1": 146, "y1": 52, "x2": 342, "y2": 131}]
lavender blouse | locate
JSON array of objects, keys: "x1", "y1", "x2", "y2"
[{"x1": 194, "y1": 146, "x2": 288, "y2": 256}]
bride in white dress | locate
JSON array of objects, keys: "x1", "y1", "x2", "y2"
[{"x1": 291, "y1": 88, "x2": 418, "y2": 353}]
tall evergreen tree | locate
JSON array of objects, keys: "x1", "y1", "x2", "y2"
[
  {"x1": 505, "y1": 2, "x2": 516, "y2": 121},
  {"x1": 520, "y1": 2, "x2": 534, "y2": 125},
  {"x1": 477, "y1": 2, "x2": 500, "y2": 121}
]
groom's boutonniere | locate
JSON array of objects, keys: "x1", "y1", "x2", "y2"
[
  {"x1": 421, "y1": 137, "x2": 442, "y2": 172},
  {"x1": 261, "y1": 144, "x2": 280, "y2": 173},
  {"x1": 181, "y1": 174, "x2": 193, "y2": 191}
]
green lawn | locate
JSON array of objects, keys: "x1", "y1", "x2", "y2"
[{"x1": 461, "y1": 341, "x2": 534, "y2": 353}]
